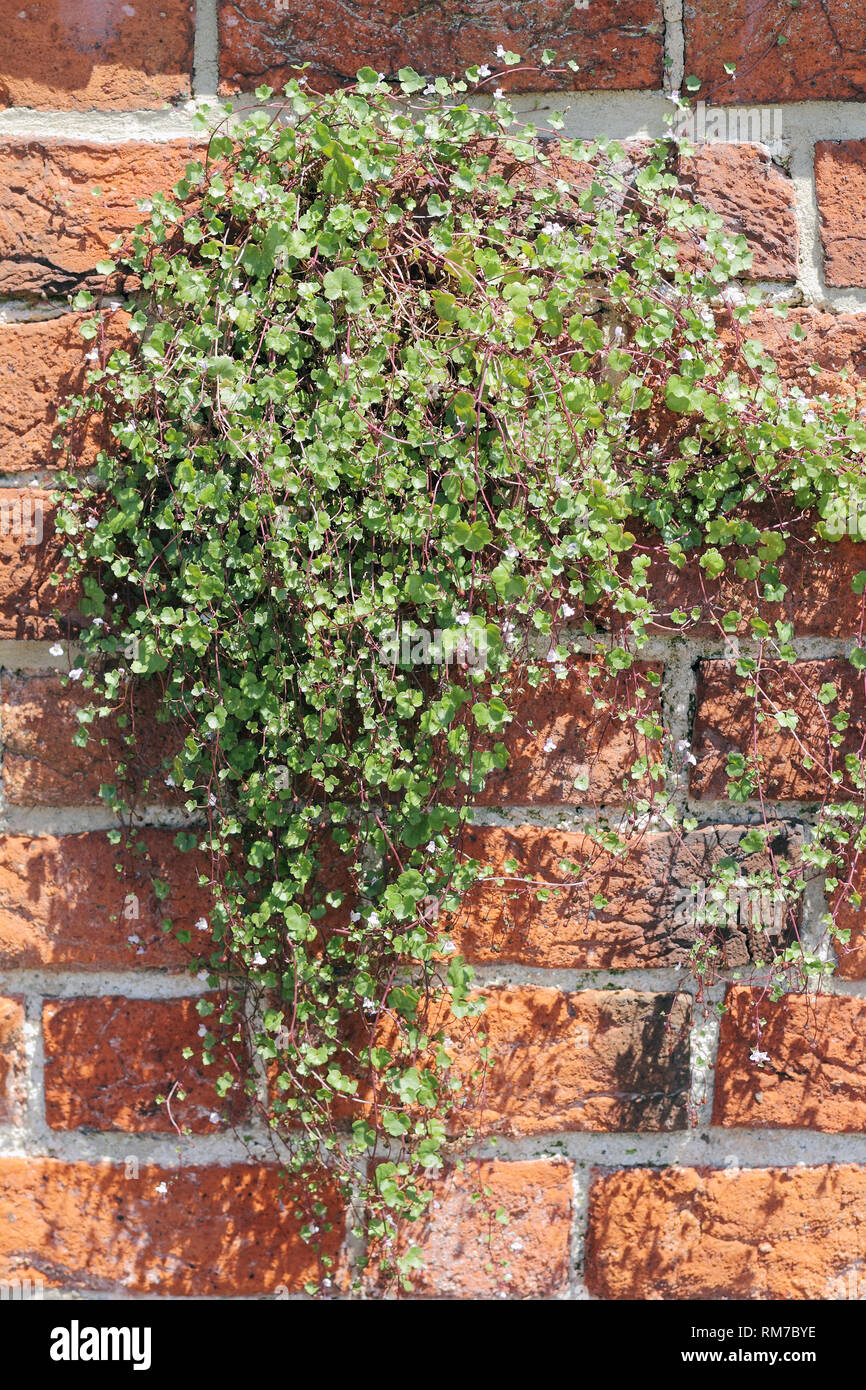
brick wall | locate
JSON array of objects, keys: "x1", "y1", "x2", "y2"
[{"x1": 2, "y1": 1, "x2": 866, "y2": 1301}]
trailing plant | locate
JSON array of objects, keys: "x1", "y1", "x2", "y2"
[{"x1": 54, "y1": 59, "x2": 866, "y2": 1293}]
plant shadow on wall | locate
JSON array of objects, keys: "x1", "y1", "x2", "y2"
[{"x1": 51, "y1": 57, "x2": 866, "y2": 1295}]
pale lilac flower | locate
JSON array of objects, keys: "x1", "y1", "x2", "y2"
[{"x1": 750, "y1": 1048, "x2": 770, "y2": 1065}]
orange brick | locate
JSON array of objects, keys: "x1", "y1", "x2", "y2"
[
  {"x1": 586, "y1": 1164, "x2": 866, "y2": 1299},
  {"x1": 816, "y1": 141, "x2": 866, "y2": 288},
  {"x1": 0, "y1": 312, "x2": 130, "y2": 474},
  {"x1": 470, "y1": 658, "x2": 662, "y2": 806},
  {"x1": 714, "y1": 986, "x2": 866, "y2": 1132},
  {"x1": 0, "y1": 673, "x2": 177, "y2": 806},
  {"x1": 690, "y1": 658, "x2": 866, "y2": 801},
  {"x1": 0, "y1": 1158, "x2": 344, "y2": 1295},
  {"x1": 0, "y1": 489, "x2": 80, "y2": 637},
  {"x1": 433, "y1": 987, "x2": 691, "y2": 1135},
  {"x1": 0, "y1": 139, "x2": 203, "y2": 296},
  {"x1": 0, "y1": 830, "x2": 207, "y2": 970},
  {"x1": 43, "y1": 996, "x2": 245, "y2": 1133},
  {"x1": 0, "y1": 996, "x2": 25, "y2": 1125},
  {"x1": 452, "y1": 822, "x2": 797, "y2": 969},
  {"x1": 369, "y1": 1160, "x2": 572, "y2": 1298},
  {"x1": 218, "y1": 0, "x2": 663, "y2": 96},
  {"x1": 677, "y1": 144, "x2": 798, "y2": 280},
  {"x1": 0, "y1": 0, "x2": 194, "y2": 110}
]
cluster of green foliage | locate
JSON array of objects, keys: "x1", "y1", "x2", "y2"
[{"x1": 55, "y1": 60, "x2": 866, "y2": 1292}]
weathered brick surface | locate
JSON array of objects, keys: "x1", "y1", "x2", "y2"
[
  {"x1": 0, "y1": 490, "x2": 81, "y2": 638},
  {"x1": 677, "y1": 145, "x2": 798, "y2": 280},
  {"x1": 685, "y1": 0, "x2": 866, "y2": 104},
  {"x1": 815, "y1": 141, "x2": 866, "y2": 288},
  {"x1": 0, "y1": 0, "x2": 194, "y2": 110},
  {"x1": 585, "y1": 1164, "x2": 866, "y2": 1299},
  {"x1": 0, "y1": 831, "x2": 205, "y2": 970},
  {"x1": 0, "y1": 996, "x2": 26, "y2": 1125},
  {"x1": 471, "y1": 659, "x2": 662, "y2": 806},
  {"x1": 453, "y1": 822, "x2": 797, "y2": 969},
  {"x1": 714, "y1": 987, "x2": 866, "y2": 1132},
  {"x1": 218, "y1": 0, "x2": 664, "y2": 96},
  {"x1": 746, "y1": 306, "x2": 866, "y2": 397},
  {"x1": 0, "y1": 312, "x2": 129, "y2": 475},
  {"x1": 0, "y1": 140, "x2": 203, "y2": 296},
  {"x1": 43, "y1": 996, "x2": 243, "y2": 1133},
  {"x1": 643, "y1": 512, "x2": 866, "y2": 640},
  {"x1": 0, "y1": 1158, "x2": 344, "y2": 1295},
  {"x1": 0, "y1": 673, "x2": 177, "y2": 806},
  {"x1": 369, "y1": 1160, "x2": 572, "y2": 1299},
  {"x1": 690, "y1": 658, "x2": 866, "y2": 801},
  {"x1": 830, "y1": 856, "x2": 866, "y2": 980},
  {"x1": 443, "y1": 987, "x2": 691, "y2": 1135}
]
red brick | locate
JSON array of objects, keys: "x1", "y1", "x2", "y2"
[
  {"x1": 0, "y1": 1158, "x2": 344, "y2": 1295},
  {"x1": 686, "y1": 0, "x2": 866, "y2": 104},
  {"x1": 677, "y1": 144, "x2": 798, "y2": 280},
  {"x1": 218, "y1": 0, "x2": 664, "y2": 96},
  {"x1": 643, "y1": 511, "x2": 866, "y2": 640},
  {"x1": 0, "y1": 997, "x2": 26, "y2": 1125},
  {"x1": 415, "y1": 987, "x2": 691, "y2": 1135},
  {"x1": 369, "y1": 1160, "x2": 572, "y2": 1298},
  {"x1": 0, "y1": 831, "x2": 206, "y2": 970},
  {"x1": 830, "y1": 856, "x2": 866, "y2": 980},
  {"x1": 0, "y1": 0, "x2": 194, "y2": 110},
  {"x1": 0, "y1": 139, "x2": 203, "y2": 296},
  {"x1": 816, "y1": 141, "x2": 866, "y2": 288},
  {"x1": 690, "y1": 658, "x2": 866, "y2": 801},
  {"x1": 0, "y1": 673, "x2": 177, "y2": 806},
  {"x1": 586, "y1": 1164, "x2": 866, "y2": 1299},
  {"x1": 452, "y1": 822, "x2": 797, "y2": 969},
  {"x1": 470, "y1": 658, "x2": 663, "y2": 806},
  {"x1": 714, "y1": 986, "x2": 866, "y2": 1132},
  {"x1": 746, "y1": 306, "x2": 866, "y2": 397},
  {"x1": 43, "y1": 996, "x2": 244, "y2": 1133},
  {"x1": 0, "y1": 490, "x2": 81, "y2": 638},
  {"x1": 0, "y1": 312, "x2": 130, "y2": 474}
]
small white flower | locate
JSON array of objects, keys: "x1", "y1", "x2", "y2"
[
  {"x1": 49, "y1": 643, "x2": 63, "y2": 657},
  {"x1": 340, "y1": 352, "x2": 353, "y2": 365},
  {"x1": 154, "y1": 1181, "x2": 168, "y2": 1196},
  {"x1": 68, "y1": 667, "x2": 83, "y2": 680},
  {"x1": 127, "y1": 934, "x2": 140, "y2": 945},
  {"x1": 803, "y1": 410, "x2": 817, "y2": 423},
  {"x1": 91, "y1": 617, "x2": 104, "y2": 627},
  {"x1": 478, "y1": 64, "x2": 491, "y2": 78},
  {"x1": 209, "y1": 1111, "x2": 221, "y2": 1124},
  {"x1": 749, "y1": 1048, "x2": 770, "y2": 1065},
  {"x1": 493, "y1": 87, "x2": 504, "y2": 100},
  {"x1": 495, "y1": 44, "x2": 506, "y2": 57},
  {"x1": 440, "y1": 939, "x2": 456, "y2": 955},
  {"x1": 505, "y1": 545, "x2": 518, "y2": 559},
  {"x1": 252, "y1": 951, "x2": 267, "y2": 966},
  {"x1": 543, "y1": 738, "x2": 557, "y2": 753},
  {"x1": 562, "y1": 602, "x2": 575, "y2": 618},
  {"x1": 542, "y1": 220, "x2": 562, "y2": 238},
  {"x1": 85, "y1": 350, "x2": 99, "y2": 362},
  {"x1": 197, "y1": 971, "x2": 208, "y2": 982},
  {"x1": 208, "y1": 793, "x2": 217, "y2": 807},
  {"x1": 377, "y1": 72, "x2": 386, "y2": 82},
  {"x1": 164, "y1": 774, "x2": 175, "y2": 787},
  {"x1": 194, "y1": 917, "x2": 209, "y2": 932},
  {"x1": 368, "y1": 911, "x2": 381, "y2": 928},
  {"x1": 198, "y1": 1025, "x2": 207, "y2": 1037},
  {"x1": 455, "y1": 611, "x2": 471, "y2": 626},
  {"x1": 350, "y1": 911, "x2": 361, "y2": 922},
  {"x1": 545, "y1": 650, "x2": 559, "y2": 663},
  {"x1": 85, "y1": 516, "x2": 98, "y2": 528},
  {"x1": 425, "y1": 840, "x2": 437, "y2": 853},
  {"x1": 424, "y1": 83, "x2": 436, "y2": 95}
]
